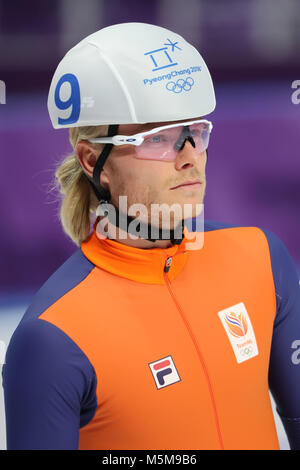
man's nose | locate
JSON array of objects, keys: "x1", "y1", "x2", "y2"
[{"x1": 174, "y1": 139, "x2": 206, "y2": 170}]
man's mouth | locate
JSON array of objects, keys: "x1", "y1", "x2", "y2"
[{"x1": 170, "y1": 179, "x2": 202, "y2": 190}]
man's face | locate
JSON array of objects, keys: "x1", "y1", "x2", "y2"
[{"x1": 102, "y1": 119, "x2": 207, "y2": 228}]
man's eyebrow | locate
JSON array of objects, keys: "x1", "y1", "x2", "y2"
[
  {"x1": 134, "y1": 124, "x2": 151, "y2": 133},
  {"x1": 134, "y1": 123, "x2": 159, "y2": 133},
  {"x1": 134, "y1": 117, "x2": 204, "y2": 133},
  {"x1": 133, "y1": 122, "x2": 178, "y2": 134}
]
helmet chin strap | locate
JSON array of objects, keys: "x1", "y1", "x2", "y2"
[
  {"x1": 88, "y1": 126, "x2": 208, "y2": 245},
  {"x1": 97, "y1": 200, "x2": 185, "y2": 245}
]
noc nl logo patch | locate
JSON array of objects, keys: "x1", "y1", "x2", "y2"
[{"x1": 148, "y1": 355, "x2": 181, "y2": 390}]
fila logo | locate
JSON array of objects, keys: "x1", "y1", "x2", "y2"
[
  {"x1": 218, "y1": 302, "x2": 259, "y2": 364},
  {"x1": 148, "y1": 355, "x2": 181, "y2": 390}
]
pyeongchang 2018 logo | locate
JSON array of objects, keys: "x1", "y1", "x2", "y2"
[
  {"x1": 166, "y1": 77, "x2": 194, "y2": 94},
  {"x1": 148, "y1": 355, "x2": 181, "y2": 390},
  {"x1": 144, "y1": 38, "x2": 182, "y2": 73}
]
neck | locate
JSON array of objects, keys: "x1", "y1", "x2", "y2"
[{"x1": 95, "y1": 215, "x2": 182, "y2": 249}]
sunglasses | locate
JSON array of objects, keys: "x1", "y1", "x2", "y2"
[{"x1": 87, "y1": 119, "x2": 213, "y2": 161}]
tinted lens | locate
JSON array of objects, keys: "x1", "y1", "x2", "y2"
[
  {"x1": 189, "y1": 123, "x2": 210, "y2": 154},
  {"x1": 135, "y1": 122, "x2": 210, "y2": 161}
]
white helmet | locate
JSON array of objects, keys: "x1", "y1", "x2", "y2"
[{"x1": 47, "y1": 22, "x2": 216, "y2": 129}]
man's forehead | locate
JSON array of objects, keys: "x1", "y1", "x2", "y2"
[{"x1": 118, "y1": 117, "x2": 203, "y2": 134}]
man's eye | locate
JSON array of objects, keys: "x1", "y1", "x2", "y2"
[
  {"x1": 150, "y1": 135, "x2": 162, "y2": 142},
  {"x1": 144, "y1": 134, "x2": 165, "y2": 144},
  {"x1": 190, "y1": 129, "x2": 201, "y2": 137}
]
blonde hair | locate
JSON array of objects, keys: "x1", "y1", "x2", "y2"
[{"x1": 53, "y1": 125, "x2": 108, "y2": 246}]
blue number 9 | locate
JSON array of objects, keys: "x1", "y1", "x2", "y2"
[{"x1": 54, "y1": 73, "x2": 80, "y2": 125}]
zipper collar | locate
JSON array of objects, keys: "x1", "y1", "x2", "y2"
[{"x1": 81, "y1": 219, "x2": 199, "y2": 284}]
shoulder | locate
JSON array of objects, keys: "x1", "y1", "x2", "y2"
[
  {"x1": 21, "y1": 248, "x2": 95, "y2": 323},
  {"x1": 202, "y1": 218, "x2": 298, "y2": 266},
  {"x1": 192, "y1": 217, "x2": 299, "y2": 282},
  {"x1": 190, "y1": 217, "x2": 263, "y2": 235},
  {"x1": 4, "y1": 317, "x2": 94, "y2": 382},
  {"x1": 5, "y1": 248, "x2": 98, "y2": 382},
  {"x1": 258, "y1": 228, "x2": 300, "y2": 323},
  {"x1": 200, "y1": 219, "x2": 300, "y2": 322},
  {"x1": 203, "y1": 219, "x2": 243, "y2": 232}
]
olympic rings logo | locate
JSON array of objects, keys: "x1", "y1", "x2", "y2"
[
  {"x1": 166, "y1": 77, "x2": 194, "y2": 93},
  {"x1": 240, "y1": 346, "x2": 253, "y2": 356}
]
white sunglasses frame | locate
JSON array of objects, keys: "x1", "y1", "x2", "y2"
[{"x1": 86, "y1": 119, "x2": 213, "y2": 147}]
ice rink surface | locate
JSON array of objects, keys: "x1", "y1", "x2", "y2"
[{"x1": 0, "y1": 294, "x2": 290, "y2": 450}]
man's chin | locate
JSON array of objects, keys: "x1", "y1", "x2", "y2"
[{"x1": 145, "y1": 204, "x2": 204, "y2": 231}]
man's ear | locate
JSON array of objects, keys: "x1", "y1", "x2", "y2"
[
  {"x1": 76, "y1": 141, "x2": 111, "y2": 191},
  {"x1": 76, "y1": 141, "x2": 98, "y2": 178}
]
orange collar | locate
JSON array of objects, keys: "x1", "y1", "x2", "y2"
[{"x1": 81, "y1": 220, "x2": 201, "y2": 285}]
